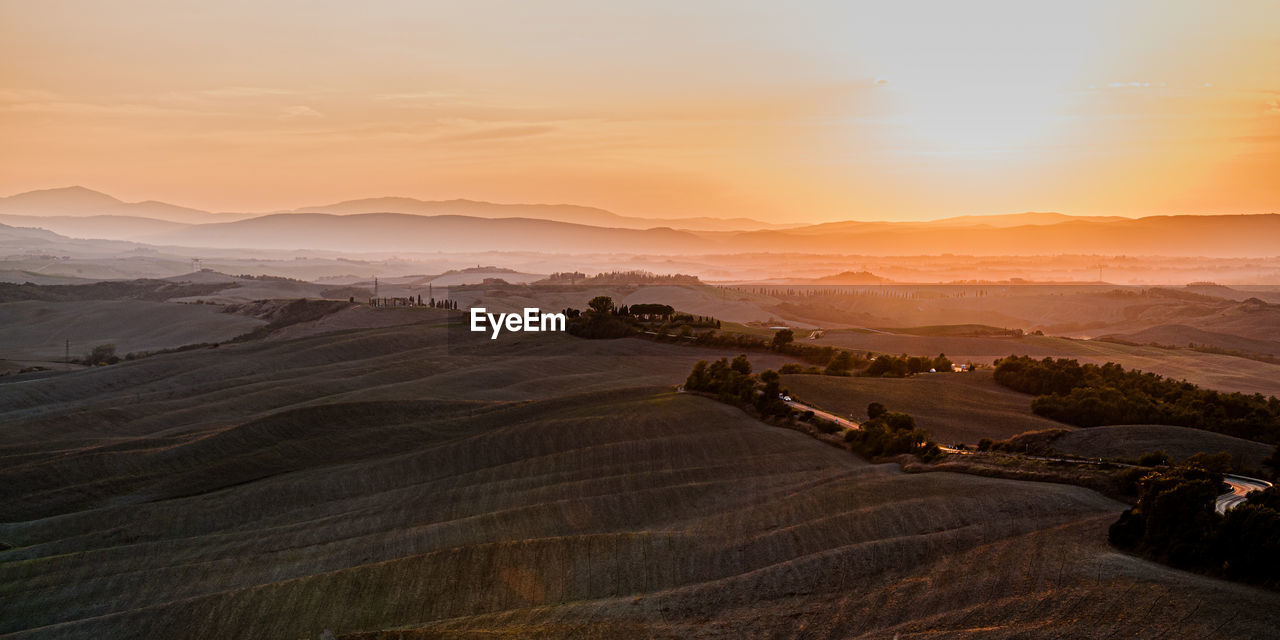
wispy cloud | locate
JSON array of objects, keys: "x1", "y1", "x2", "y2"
[
  {"x1": 436, "y1": 124, "x2": 555, "y2": 143},
  {"x1": 279, "y1": 105, "x2": 323, "y2": 119},
  {"x1": 199, "y1": 87, "x2": 299, "y2": 99}
]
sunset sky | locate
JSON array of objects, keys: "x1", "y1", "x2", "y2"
[{"x1": 2, "y1": 1, "x2": 1278, "y2": 222}]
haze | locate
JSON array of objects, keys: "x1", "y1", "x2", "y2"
[{"x1": 2, "y1": 1, "x2": 1278, "y2": 222}]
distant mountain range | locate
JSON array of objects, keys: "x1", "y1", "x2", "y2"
[
  {"x1": 284, "y1": 196, "x2": 793, "y2": 231},
  {"x1": 0, "y1": 186, "x2": 249, "y2": 225},
  {"x1": 0, "y1": 186, "x2": 786, "y2": 231},
  {"x1": 2, "y1": 186, "x2": 1278, "y2": 257}
]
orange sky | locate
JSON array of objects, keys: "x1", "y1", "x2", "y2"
[{"x1": 1, "y1": 1, "x2": 1278, "y2": 222}]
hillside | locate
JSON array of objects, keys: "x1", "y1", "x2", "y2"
[
  {"x1": 0, "y1": 187, "x2": 246, "y2": 224},
  {"x1": 148, "y1": 212, "x2": 710, "y2": 253},
  {"x1": 781, "y1": 369, "x2": 1067, "y2": 444},
  {"x1": 818, "y1": 332, "x2": 1280, "y2": 396},
  {"x1": 289, "y1": 196, "x2": 786, "y2": 231},
  {"x1": 2, "y1": 325, "x2": 1277, "y2": 638},
  {"x1": 729, "y1": 214, "x2": 1280, "y2": 257},
  {"x1": 0, "y1": 214, "x2": 188, "y2": 241},
  {"x1": 1048, "y1": 425, "x2": 1275, "y2": 470},
  {"x1": 6, "y1": 189, "x2": 1280, "y2": 259},
  {"x1": 0, "y1": 300, "x2": 265, "y2": 360}
]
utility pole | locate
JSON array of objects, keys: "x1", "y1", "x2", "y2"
[{"x1": 65, "y1": 339, "x2": 69, "y2": 370}]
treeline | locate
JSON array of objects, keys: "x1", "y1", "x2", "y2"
[
  {"x1": 727, "y1": 286, "x2": 926, "y2": 299},
  {"x1": 565, "y1": 297, "x2": 963, "y2": 379},
  {"x1": 993, "y1": 355, "x2": 1280, "y2": 444},
  {"x1": 540, "y1": 270, "x2": 701, "y2": 285},
  {"x1": 679, "y1": 328, "x2": 843, "y2": 367},
  {"x1": 562, "y1": 297, "x2": 721, "y2": 338},
  {"x1": 1110, "y1": 465, "x2": 1280, "y2": 588},
  {"x1": 233, "y1": 273, "x2": 306, "y2": 283}
]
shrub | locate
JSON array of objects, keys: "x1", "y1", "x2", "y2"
[{"x1": 1138, "y1": 450, "x2": 1169, "y2": 467}]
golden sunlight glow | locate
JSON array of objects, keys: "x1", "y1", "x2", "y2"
[{"x1": 1, "y1": 1, "x2": 1277, "y2": 222}]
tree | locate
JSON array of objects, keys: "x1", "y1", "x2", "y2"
[
  {"x1": 588, "y1": 296, "x2": 614, "y2": 315},
  {"x1": 932, "y1": 353, "x2": 953, "y2": 372},
  {"x1": 755, "y1": 369, "x2": 789, "y2": 417},
  {"x1": 825, "y1": 351, "x2": 853, "y2": 376},
  {"x1": 770, "y1": 328, "x2": 794, "y2": 350},
  {"x1": 685, "y1": 360, "x2": 709, "y2": 391},
  {"x1": 731, "y1": 354, "x2": 752, "y2": 376},
  {"x1": 1138, "y1": 450, "x2": 1169, "y2": 467},
  {"x1": 867, "y1": 402, "x2": 887, "y2": 420},
  {"x1": 85, "y1": 343, "x2": 119, "y2": 366}
]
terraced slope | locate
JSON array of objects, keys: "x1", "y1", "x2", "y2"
[{"x1": 1, "y1": 324, "x2": 1277, "y2": 639}]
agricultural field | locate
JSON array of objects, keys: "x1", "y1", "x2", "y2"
[
  {"x1": 781, "y1": 369, "x2": 1067, "y2": 444},
  {"x1": 0, "y1": 299, "x2": 264, "y2": 361},
  {"x1": 808, "y1": 331, "x2": 1280, "y2": 397},
  {"x1": 1049, "y1": 425, "x2": 1275, "y2": 470},
  {"x1": 4, "y1": 324, "x2": 1278, "y2": 638}
]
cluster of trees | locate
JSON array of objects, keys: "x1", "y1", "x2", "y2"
[
  {"x1": 564, "y1": 296, "x2": 635, "y2": 339},
  {"x1": 993, "y1": 355, "x2": 1280, "y2": 444},
  {"x1": 863, "y1": 353, "x2": 954, "y2": 377},
  {"x1": 425, "y1": 297, "x2": 458, "y2": 309},
  {"x1": 683, "y1": 355, "x2": 790, "y2": 418},
  {"x1": 79, "y1": 343, "x2": 120, "y2": 366},
  {"x1": 616, "y1": 303, "x2": 674, "y2": 320},
  {"x1": 540, "y1": 271, "x2": 701, "y2": 285},
  {"x1": 233, "y1": 273, "x2": 305, "y2": 283},
  {"x1": 563, "y1": 297, "x2": 721, "y2": 339},
  {"x1": 726, "y1": 286, "x2": 926, "y2": 299},
  {"x1": 1110, "y1": 465, "x2": 1280, "y2": 587},
  {"x1": 843, "y1": 402, "x2": 941, "y2": 460}
]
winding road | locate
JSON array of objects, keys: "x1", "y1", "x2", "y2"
[{"x1": 1217, "y1": 474, "x2": 1274, "y2": 514}]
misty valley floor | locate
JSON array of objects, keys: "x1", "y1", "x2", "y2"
[{"x1": 1, "y1": 323, "x2": 1278, "y2": 639}]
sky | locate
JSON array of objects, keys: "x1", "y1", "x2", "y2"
[{"x1": 1, "y1": 0, "x2": 1278, "y2": 222}]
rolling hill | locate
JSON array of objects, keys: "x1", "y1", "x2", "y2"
[
  {"x1": 781, "y1": 369, "x2": 1069, "y2": 444},
  {"x1": 289, "y1": 196, "x2": 788, "y2": 231},
  {"x1": 2, "y1": 323, "x2": 1277, "y2": 638},
  {"x1": 5, "y1": 187, "x2": 1279, "y2": 258},
  {"x1": 0, "y1": 187, "x2": 245, "y2": 225},
  {"x1": 147, "y1": 212, "x2": 711, "y2": 253}
]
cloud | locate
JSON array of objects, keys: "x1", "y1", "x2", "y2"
[
  {"x1": 376, "y1": 90, "x2": 469, "y2": 103},
  {"x1": 0, "y1": 88, "x2": 61, "y2": 103},
  {"x1": 1269, "y1": 98, "x2": 1280, "y2": 114},
  {"x1": 200, "y1": 87, "x2": 298, "y2": 98},
  {"x1": 280, "y1": 105, "x2": 323, "y2": 119},
  {"x1": 436, "y1": 124, "x2": 555, "y2": 143}
]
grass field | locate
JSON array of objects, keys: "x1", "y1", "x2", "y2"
[
  {"x1": 0, "y1": 300, "x2": 265, "y2": 361},
  {"x1": 1049, "y1": 425, "x2": 1275, "y2": 470},
  {"x1": 809, "y1": 331, "x2": 1280, "y2": 396},
  {"x1": 2, "y1": 324, "x2": 1278, "y2": 638},
  {"x1": 781, "y1": 369, "x2": 1068, "y2": 444}
]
